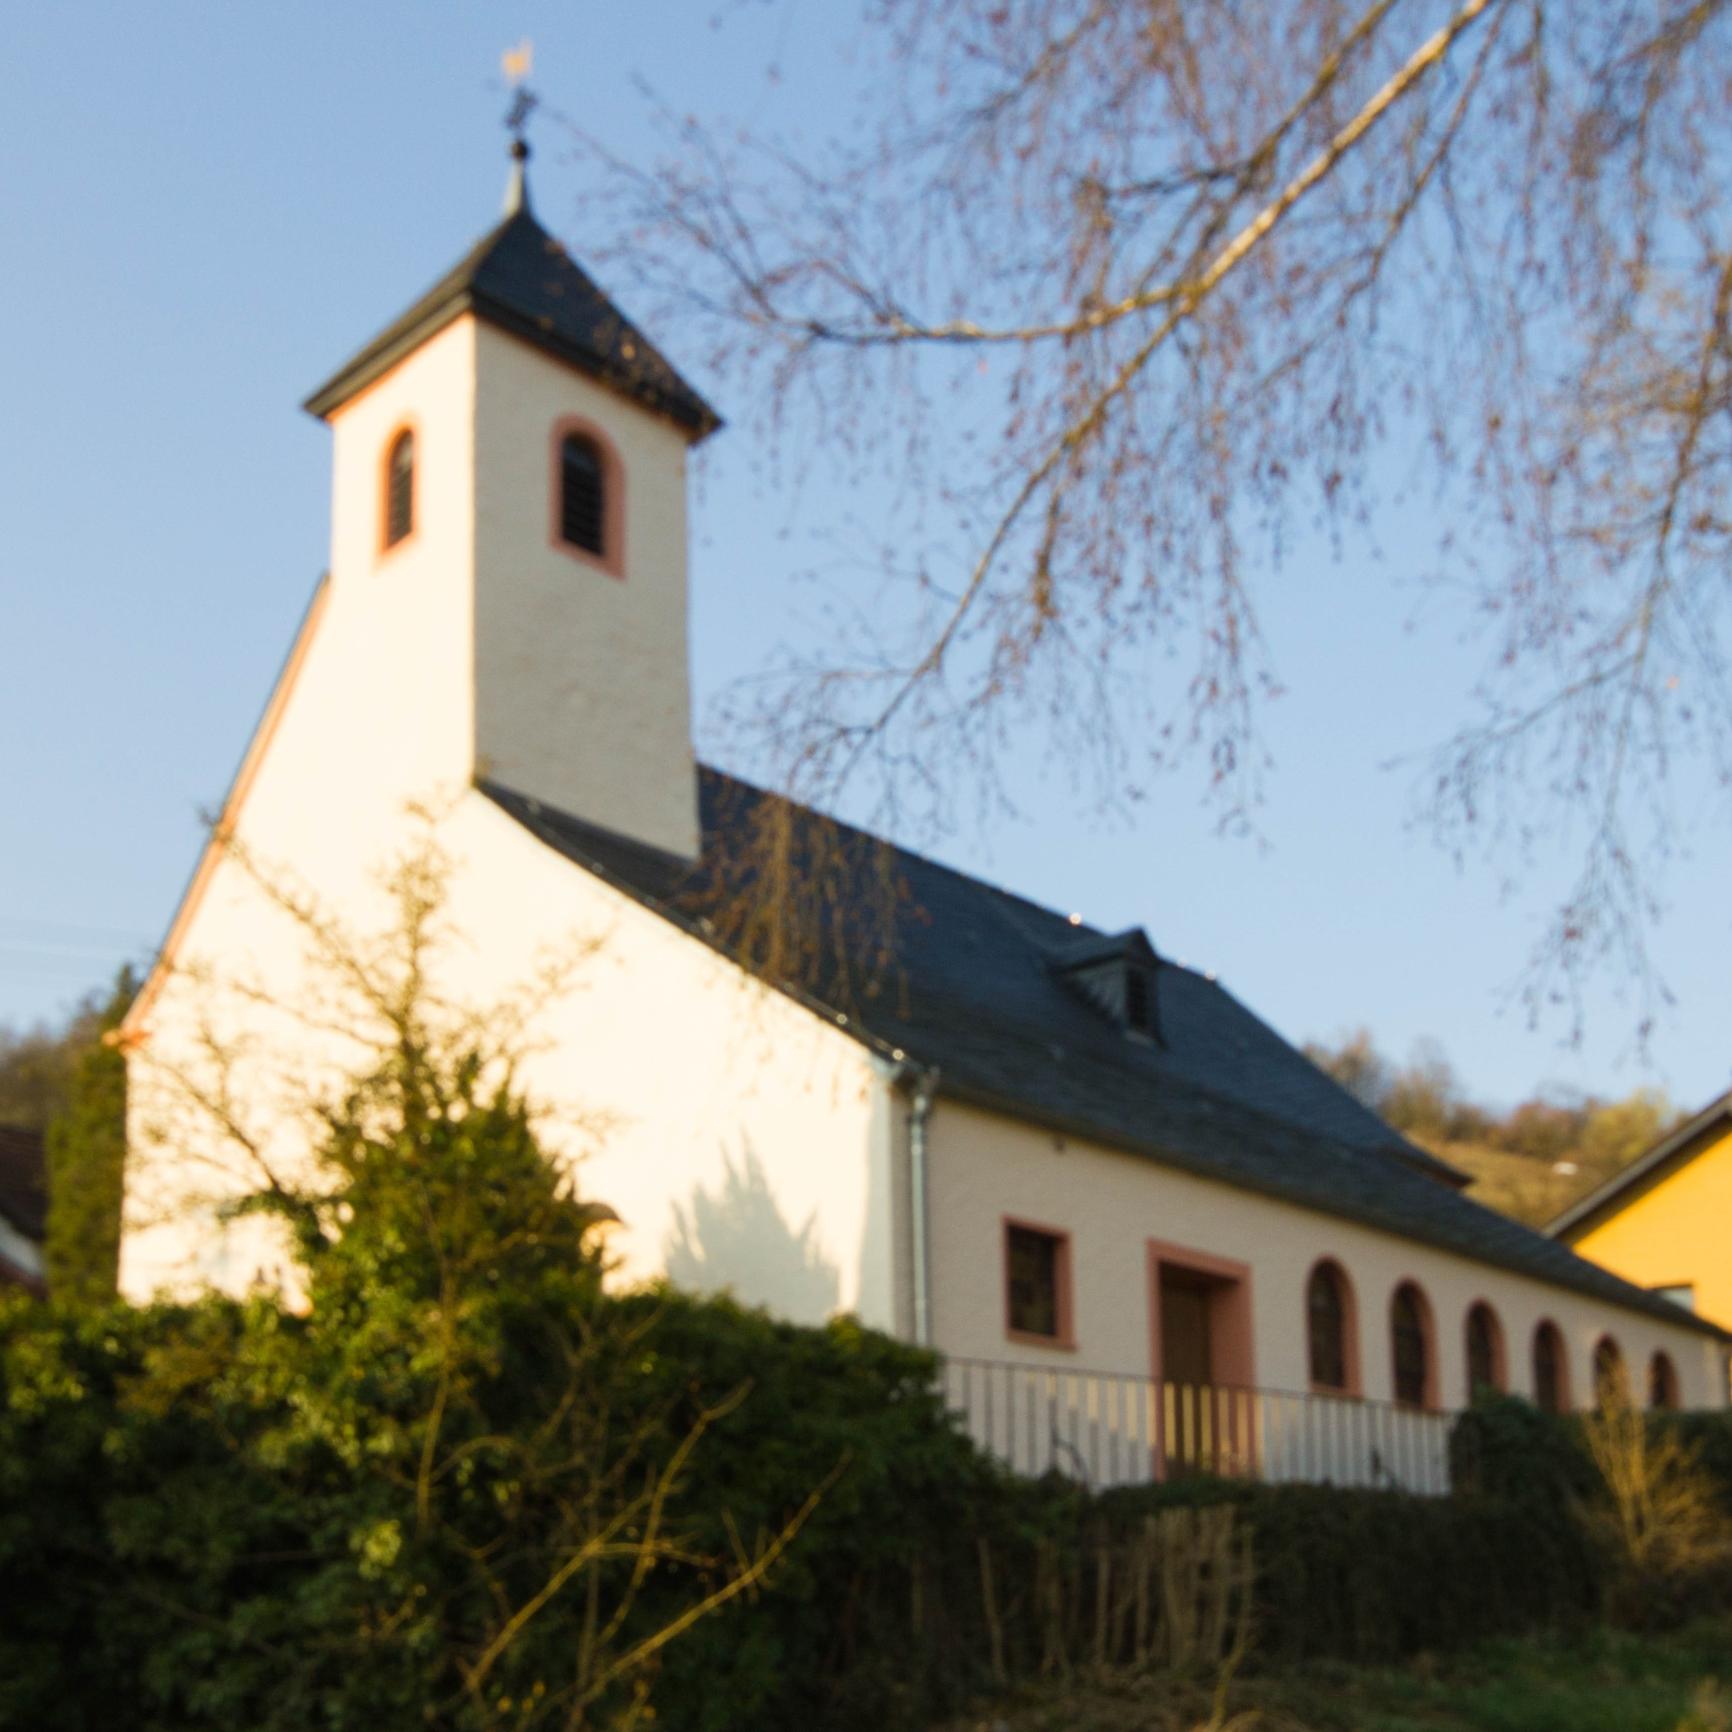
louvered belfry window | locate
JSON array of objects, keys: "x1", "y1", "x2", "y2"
[
  {"x1": 384, "y1": 430, "x2": 415, "y2": 548},
  {"x1": 560, "y1": 432, "x2": 606, "y2": 556}
]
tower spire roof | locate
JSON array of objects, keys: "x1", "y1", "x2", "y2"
[
  {"x1": 302, "y1": 147, "x2": 719, "y2": 439},
  {"x1": 504, "y1": 136, "x2": 531, "y2": 218}
]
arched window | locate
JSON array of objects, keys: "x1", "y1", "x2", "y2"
[
  {"x1": 1593, "y1": 1336, "x2": 1627, "y2": 1408},
  {"x1": 1532, "y1": 1320, "x2": 1569, "y2": 1414},
  {"x1": 1307, "y1": 1260, "x2": 1355, "y2": 1393},
  {"x1": 383, "y1": 428, "x2": 415, "y2": 549},
  {"x1": 1465, "y1": 1302, "x2": 1505, "y2": 1399},
  {"x1": 1648, "y1": 1351, "x2": 1680, "y2": 1410},
  {"x1": 1648, "y1": 1351, "x2": 1680, "y2": 1411},
  {"x1": 559, "y1": 431, "x2": 607, "y2": 557},
  {"x1": 1390, "y1": 1282, "x2": 1432, "y2": 1409}
]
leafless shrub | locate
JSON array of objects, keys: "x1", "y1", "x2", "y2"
[{"x1": 1578, "y1": 1383, "x2": 1732, "y2": 1623}]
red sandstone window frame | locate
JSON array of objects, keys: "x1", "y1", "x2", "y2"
[
  {"x1": 379, "y1": 420, "x2": 419, "y2": 560},
  {"x1": 1648, "y1": 1350, "x2": 1680, "y2": 1411},
  {"x1": 1463, "y1": 1299, "x2": 1507, "y2": 1399},
  {"x1": 1389, "y1": 1279, "x2": 1439, "y2": 1411},
  {"x1": 1002, "y1": 1215, "x2": 1076, "y2": 1350},
  {"x1": 1304, "y1": 1257, "x2": 1362, "y2": 1397},
  {"x1": 1531, "y1": 1318, "x2": 1572, "y2": 1413},
  {"x1": 549, "y1": 415, "x2": 626, "y2": 579},
  {"x1": 1592, "y1": 1333, "x2": 1628, "y2": 1407}
]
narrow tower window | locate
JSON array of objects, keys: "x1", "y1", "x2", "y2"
[
  {"x1": 384, "y1": 428, "x2": 415, "y2": 549},
  {"x1": 560, "y1": 431, "x2": 607, "y2": 556}
]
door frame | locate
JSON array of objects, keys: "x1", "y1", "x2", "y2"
[{"x1": 1146, "y1": 1239, "x2": 1256, "y2": 1477}]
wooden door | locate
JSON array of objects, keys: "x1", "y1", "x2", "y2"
[
  {"x1": 1161, "y1": 1268, "x2": 1215, "y2": 1386},
  {"x1": 1160, "y1": 1268, "x2": 1220, "y2": 1476}
]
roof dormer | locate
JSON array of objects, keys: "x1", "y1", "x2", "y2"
[{"x1": 1052, "y1": 927, "x2": 1164, "y2": 1042}]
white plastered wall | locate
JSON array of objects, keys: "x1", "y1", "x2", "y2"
[
  {"x1": 124, "y1": 788, "x2": 896, "y2": 1324},
  {"x1": 124, "y1": 314, "x2": 484, "y2": 1291},
  {"x1": 925, "y1": 1100, "x2": 1726, "y2": 1410},
  {"x1": 433, "y1": 794, "x2": 896, "y2": 1327},
  {"x1": 124, "y1": 297, "x2": 892, "y2": 1321},
  {"x1": 471, "y1": 320, "x2": 699, "y2": 859}
]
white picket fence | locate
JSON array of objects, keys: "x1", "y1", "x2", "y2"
[{"x1": 939, "y1": 1356, "x2": 1456, "y2": 1495}]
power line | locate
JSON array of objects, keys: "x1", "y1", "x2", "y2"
[{"x1": 0, "y1": 916, "x2": 156, "y2": 949}]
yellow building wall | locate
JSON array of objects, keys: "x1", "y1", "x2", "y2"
[{"x1": 1569, "y1": 1121, "x2": 1732, "y2": 1334}]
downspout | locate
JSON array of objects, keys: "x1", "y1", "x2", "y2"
[{"x1": 894, "y1": 1060, "x2": 940, "y2": 1348}]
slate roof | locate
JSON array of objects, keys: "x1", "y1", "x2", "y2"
[
  {"x1": 303, "y1": 199, "x2": 719, "y2": 436},
  {"x1": 481, "y1": 771, "x2": 1728, "y2": 1342}
]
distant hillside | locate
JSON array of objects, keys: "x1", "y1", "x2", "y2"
[
  {"x1": 1410, "y1": 1136, "x2": 1614, "y2": 1227},
  {"x1": 1304, "y1": 1029, "x2": 1679, "y2": 1229}
]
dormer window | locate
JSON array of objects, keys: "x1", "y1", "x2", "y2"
[
  {"x1": 560, "y1": 431, "x2": 606, "y2": 556},
  {"x1": 383, "y1": 428, "x2": 415, "y2": 549},
  {"x1": 1052, "y1": 926, "x2": 1163, "y2": 1042},
  {"x1": 1124, "y1": 966, "x2": 1153, "y2": 1036}
]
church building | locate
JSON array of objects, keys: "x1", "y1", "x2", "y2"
[{"x1": 119, "y1": 143, "x2": 1728, "y2": 1491}]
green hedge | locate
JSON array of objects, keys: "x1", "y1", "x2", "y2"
[
  {"x1": 1237, "y1": 1481, "x2": 1599, "y2": 1660},
  {"x1": 596, "y1": 1308, "x2": 1613, "y2": 1725},
  {"x1": 2, "y1": 1296, "x2": 1710, "y2": 1732},
  {"x1": 1451, "y1": 1392, "x2": 1732, "y2": 1517}
]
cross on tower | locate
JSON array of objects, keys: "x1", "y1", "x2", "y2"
[
  {"x1": 502, "y1": 39, "x2": 538, "y2": 140},
  {"x1": 501, "y1": 40, "x2": 538, "y2": 215}
]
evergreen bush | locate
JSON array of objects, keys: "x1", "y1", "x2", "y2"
[{"x1": 10, "y1": 1285, "x2": 1727, "y2": 1729}]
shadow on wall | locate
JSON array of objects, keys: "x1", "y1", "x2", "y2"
[{"x1": 663, "y1": 1146, "x2": 841, "y2": 1324}]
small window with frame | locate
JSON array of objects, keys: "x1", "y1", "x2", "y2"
[
  {"x1": 1390, "y1": 1281, "x2": 1433, "y2": 1409},
  {"x1": 383, "y1": 427, "x2": 415, "y2": 551},
  {"x1": 1649, "y1": 1350, "x2": 1680, "y2": 1411},
  {"x1": 1307, "y1": 1260, "x2": 1353, "y2": 1393},
  {"x1": 550, "y1": 419, "x2": 624, "y2": 576},
  {"x1": 1005, "y1": 1221, "x2": 1072, "y2": 1345},
  {"x1": 1532, "y1": 1319, "x2": 1569, "y2": 1414},
  {"x1": 560, "y1": 430, "x2": 607, "y2": 556},
  {"x1": 1124, "y1": 966, "x2": 1153, "y2": 1035}
]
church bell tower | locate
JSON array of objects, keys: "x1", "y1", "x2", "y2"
[{"x1": 301, "y1": 134, "x2": 719, "y2": 861}]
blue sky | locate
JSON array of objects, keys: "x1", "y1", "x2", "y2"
[{"x1": 2, "y1": 3, "x2": 1726, "y2": 1113}]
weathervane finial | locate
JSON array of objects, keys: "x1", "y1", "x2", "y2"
[{"x1": 501, "y1": 40, "x2": 537, "y2": 216}]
